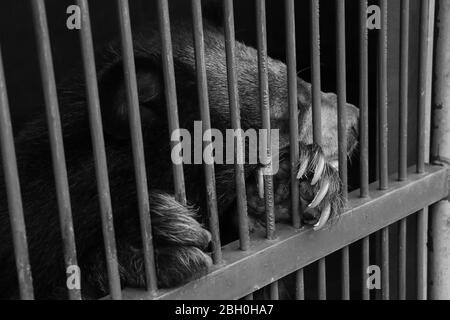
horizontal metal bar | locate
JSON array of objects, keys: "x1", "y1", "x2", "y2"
[{"x1": 121, "y1": 165, "x2": 448, "y2": 300}]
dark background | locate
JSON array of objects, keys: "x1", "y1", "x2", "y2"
[{"x1": 0, "y1": 0, "x2": 423, "y2": 299}]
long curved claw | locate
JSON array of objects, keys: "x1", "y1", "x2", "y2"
[
  {"x1": 297, "y1": 159, "x2": 309, "y2": 180},
  {"x1": 308, "y1": 179, "x2": 330, "y2": 209},
  {"x1": 313, "y1": 203, "x2": 331, "y2": 231},
  {"x1": 311, "y1": 155, "x2": 325, "y2": 186}
]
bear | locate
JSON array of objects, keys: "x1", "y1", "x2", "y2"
[{"x1": 0, "y1": 21, "x2": 359, "y2": 299}]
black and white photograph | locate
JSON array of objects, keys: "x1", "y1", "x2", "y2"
[{"x1": 0, "y1": 0, "x2": 449, "y2": 309}]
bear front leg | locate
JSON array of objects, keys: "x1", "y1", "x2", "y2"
[{"x1": 82, "y1": 191, "x2": 212, "y2": 298}]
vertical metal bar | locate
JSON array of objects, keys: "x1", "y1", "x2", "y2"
[
  {"x1": 399, "y1": 0, "x2": 410, "y2": 181},
  {"x1": 398, "y1": 0, "x2": 410, "y2": 300},
  {"x1": 336, "y1": 1, "x2": 350, "y2": 300},
  {"x1": 311, "y1": 0, "x2": 326, "y2": 300},
  {"x1": 341, "y1": 246, "x2": 350, "y2": 300},
  {"x1": 222, "y1": 0, "x2": 250, "y2": 251},
  {"x1": 430, "y1": 0, "x2": 450, "y2": 300},
  {"x1": 269, "y1": 282, "x2": 279, "y2": 300},
  {"x1": 285, "y1": 0, "x2": 300, "y2": 229},
  {"x1": 417, "y1": 0, "x2": 431, "y2": 301},
  {"x1": 362, "y1": 236, "x2": 370, "y2": 300},
  {"x1": 336, "y1": 0, "x2": 348, "y2": 200},
  {"x1": 0, "y1": 46, "x2": 34, "y2": 300},
  {"x1": 381, "y1": 227, "x2": 389, "y2": 300},
  {"x1": 156, "y1": 0, "x2": 187, "y2": 205},
  {"x1": 116, "y1": 0, "x2": 158, "y2": 296},
  {"x1": 417, "y1": 208, "x2": 428, "y2": 299},
  {"x1": 378, "y1": 0, "x2": 388, "y2": 190},
  {"x1": 417, "y1": 0, "x2": 430, "y2": 174},
  {"x1": 310, "y1": 0, "x2": 322, "y2": 145},
  {"x1": 191, "y1": 0, "x2": 222, "y2": 264},
  {"x1": 318, "y1": 258, "x2": 326, "y2": 300},
  {"x1": 256, "y1": 0, "x2": 275, "y2": 240},
  {"x1": 359, "y1": 0, "x2": 369, "y2": 198},
  {"x1": 398, "y1": 218, "x2": 407, "y2": 299},
  {"x1": 295, "y1": 269, "x2": 305, "y2": 300},
  {"x1": 30, "y1": 0, "x2": 81, "y2": 300}
]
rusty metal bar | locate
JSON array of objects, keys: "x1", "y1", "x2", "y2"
[
  {"x1": 0, "y1": 46, "x2": 34, "y2": 300},
  {"x1": 122, "y1": 165, "x2": 448, "y2": 300},
  {"x1": 399, "y1": 0, "x2": 410, "y2": 181},
  {"x1": 430, "y1": 0, "x2": 450, "y2": 300},
  {"x1": 398, "y1": 218, "x2": 407, "y2": 299},
  {"x1": 362, "y1": 236, "x2": 370, "y2": 300},
  {"x1": 381, "y1": 227, "x2": 389, "y2": 300},
  {"x1": 285, "y1": 0, "x2": 300, "y2": 229},
  {"x1": 256, "y1": 0, "x2": 275, "y2": 240},
  {"x1": 359, "y1": 0, "x2": 369, "y2": 198},
  {"x1": 222, "y1": 0, "x2": 250, "y2": 250},
  {"x1": 295, "y1": 269, "x2": 305, "y2": 300},
  {"x1": 191, "y1": 0, "x2": 222, "y2": 264},
  {"x1": 310, "y1": 0, "x2": 322, "y2": 144},
  {"x1": 30, "y1": 0, "x2": 81, "y2": 300},
  {"x1": 378, "y1": 0, "x2": 388, "y2": 190},
  {"x1": 117, "y1": 0, "x2": 158, "y2": 296},
  {"x1": 156, "y1": 0, "x2": 187, "y2": 205}
]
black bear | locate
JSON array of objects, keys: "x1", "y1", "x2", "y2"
[{"x1": 0, "y1": 21, "x2": 359, "y2": 299}]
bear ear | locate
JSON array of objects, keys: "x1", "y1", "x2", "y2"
[{"x1": 99, "y1": 63, "x2": 164, "y2": 140}]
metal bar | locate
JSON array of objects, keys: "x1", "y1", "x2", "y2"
[
  {"x1": 424, "y1": 0, "x2": 436, "y2": 161},
  {"x1": 417, "y1": 0, "x2": 430, "y2": 174},
  {"x1": 285, "y1": 0, "x2": 300, "y2": 229},
  {"x1": 256, "y1": 0, "x2": 275, "y2": 240},
  {"x1": 417, "y1": 207, "x2": 428, "y2": 299},
  {"x1": 0, "y1": 46, "x2": 34, "y2": 300},
  {"x1": 362, "y1": 236, "x2": 370, "y2": 300},
  {"x1": 269, "y1": 282, "x2": 279, "y2": 300},
  {"x1": 310, "y1": 0, "x2": 322, "y2": 144},
  {"x1": 336, "y1": 1, "x2": 350, "y2": 300},
  {"x1": 378, "y1": 0, "x2": 388, "y2": 190},
  {"x1": 336, "y1": 0, "x2": 348, "y2": 200},
  {"x1": 381, "y1": 227, "x2": 389, "y2": 300},
  {"x1": 398, "y1": 218, "x2": 407, "y2": 299},
  {"x1": 310, "y1": 0, "x2": 326, "y2": 300},
  {"x1": 359, "y1": 0, "x2": 369, "y2": 198},
  {"x1": 318, "y1": 258, "x2": 326, "y2": 300},
  {"x1": 30, "y1": 0, "x2": 81, "y2": 300},
  {"x1": 122, "y1": 165, "x2": 449, "y2": 300},
  {"x1": 341, "y1": 246, "x2": 350, "y2": 300},
  {"x1": 430, "y1": 0, "x2": 450, "y2": 300},
  {"x1": 399, "y1": 0, "x2": 410, "y2": 181},
  {"x1": 222, "y1": 0, "x2": 250, "y2": 250},
  {"x1": 295, "y1": 269, "x2": 305, "y2": 300},
  {"x1": 191, "y1": 0, "x2": 222, "y2": 264},
  {"x1": 156, "y1": 0, "x2": 187, "y2": 205},
  {"x1": 417, "y1": 0, "x2": 432, "y2": 300},
  {"x1": 117, "y1": 0, "x2": 158, "y2": 296}
]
